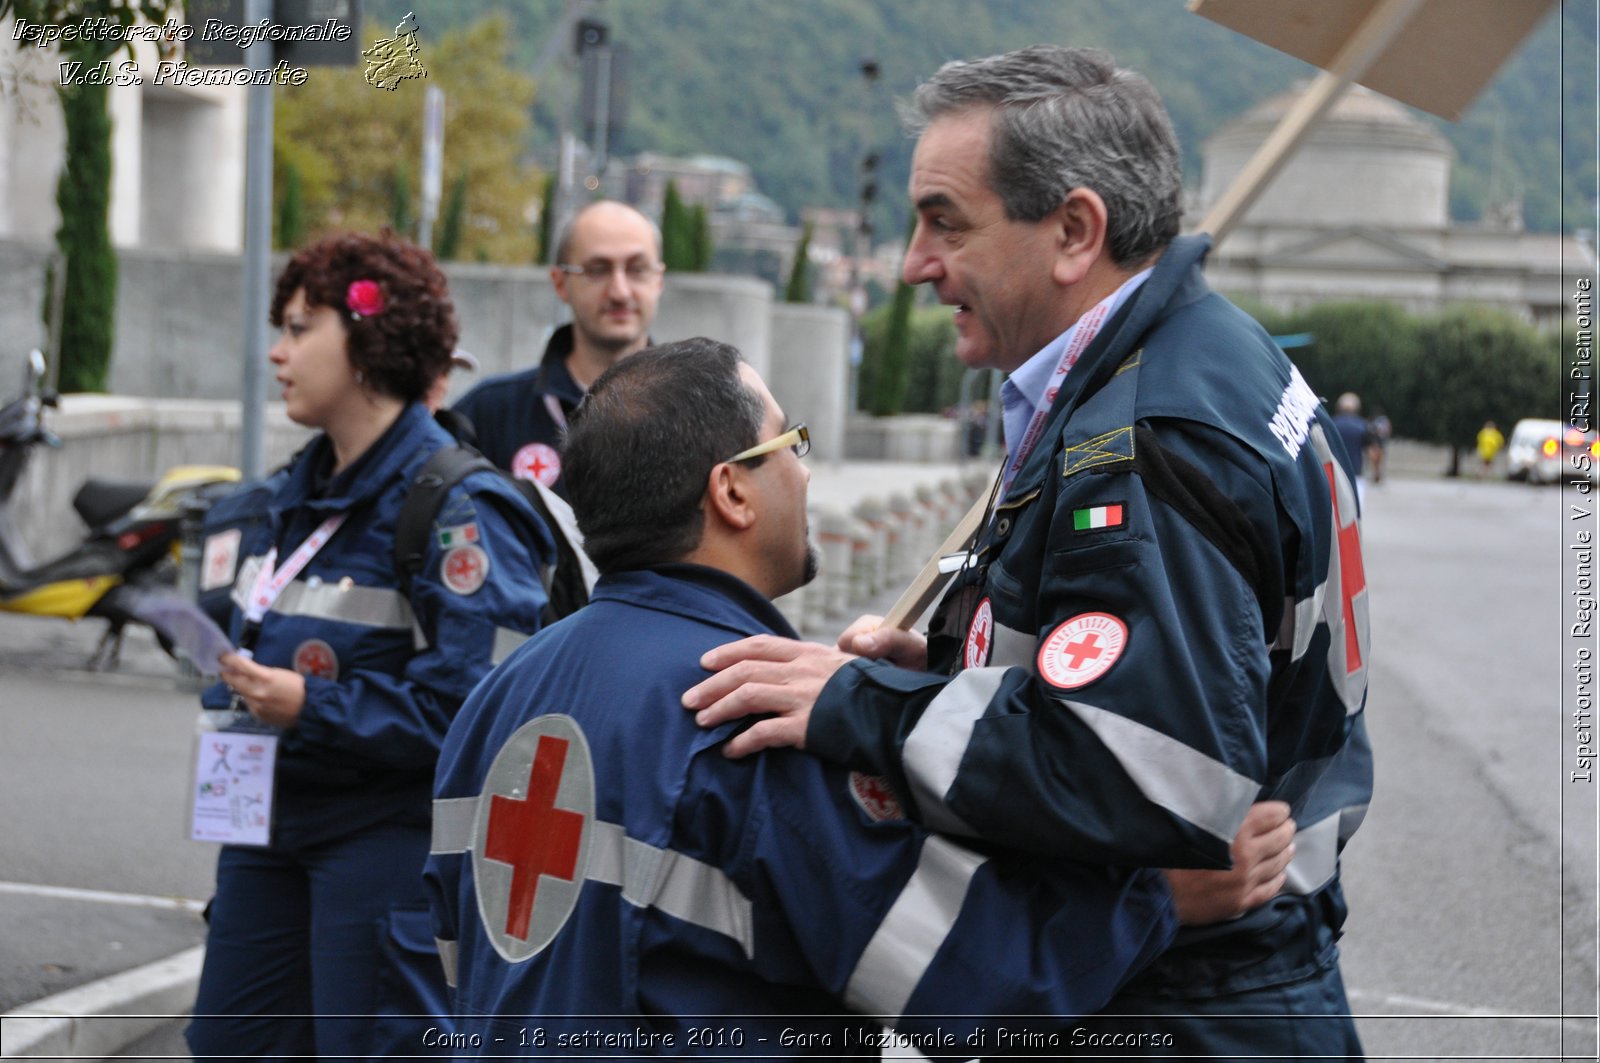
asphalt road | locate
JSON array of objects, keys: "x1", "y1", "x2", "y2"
[
  {"x1": 1, "y1": 475, "x2": 1595, "y2": 1061},
  {"x1": 1336, "y1": 476, "x2": 1597, "y2": 1060}
]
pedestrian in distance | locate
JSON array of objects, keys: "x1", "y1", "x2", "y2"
[
  {"x1": 683, "y1": 45, "x2": 1373, "y2": 1061},
  {"x1": 186, "y1": 230, "x2": 552, "y2": 1062},
  {"x1": 451, "y1": 200, "x2": 665, "y2": 496},
  {"x1": 1476, "y1": 419, "x2": 1505, "y2": 479},
  {"x1": 1332, "y1": 391, "x2": 1375, "y2": 506},
  {"x1": 425, "y1": 338, "x2": 1293, "y2": 1053},
  {"x1": 1368, "y1": 407, "x2": 1392, "y2": 484}
]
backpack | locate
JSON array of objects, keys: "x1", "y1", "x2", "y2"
[{"x1": 394, "y1": 444, "x2": 596, "y2": 625}]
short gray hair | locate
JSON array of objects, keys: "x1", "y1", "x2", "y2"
[{"x1": 903, "y1": 45, "x2": 1182, "y2": 268}]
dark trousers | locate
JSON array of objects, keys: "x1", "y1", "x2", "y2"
[
  {"x1": 186, "y1": 817, "x2": 450, "y2": 1062},
  {"x1": 1071, "y1": 885, "x2": 1364, "y2": 1061}
]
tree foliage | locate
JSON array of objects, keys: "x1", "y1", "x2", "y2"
[
  {"x1": 382, "y1": 0, "x2": 1580, "y2": 236},
  {"x1": 273, "y1": 14, "x2": 541, "y2": 263},
  {"x1": 1409, "y1": 305, "x2": 1561, "y2": 450},
  {"x1": 1237, "y1": 300, "x2": 1565, "y2": 456},
  {"x1": 1293, "y1": 301, "x2": 1423, "y2": 427},
  {"x1": 275, "y1": 161, "x2": 306, "y2": 250},
  {"x1": 784, "y1": 221, "x2": 813, "y2": 304},
  {"x1": 535, "y1": 173, "x2": 556, "y2": 265},
  {"x1": 660, "y1": 180, "x2": 694, "y2": 271},
  {"x1": 436, "y1": 172, "x2": 468, "y2": 260},
  {"x1": 14, "y1": 0, "x2": 183, "y2": 392},
  {"x1": 389, "y1": 165, "x2": 413, "y2": 236},
  {"x1": 51, "y1": 80, "x2": 115, "y2": 392},
  {"x1": 689, "y1": 203, "x2": 713, "y2": 272}
]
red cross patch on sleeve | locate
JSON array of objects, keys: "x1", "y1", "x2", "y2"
[{"x1": 1037, "y1": 612, "x2": 1127, "y2": 690}]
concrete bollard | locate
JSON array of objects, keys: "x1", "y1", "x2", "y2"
[
  {"x1": 852, "y1": 497, "x2": 890, "y2": 595},
  {"x1": 913, "y1": 484, "x2": 943, "y2": 559},
  {"x1": 816, "y1": 507, "x2": 855, "y2": 621},
  {"x1": 887, "y1": 493, "x2": 920, "y2": 582}
]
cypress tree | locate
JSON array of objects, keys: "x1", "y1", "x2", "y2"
[
  {"x1": 784, "y1": 221, "x2": 814, "y2": 303},
  {"x1": 53, "y1": 81, "x2": 116, "y2": 393},
  {"x1": 866, "y1": 212, "x2": 919, "y2": 416},
  {"x1": 661, "y1": 180, "x2": 692, "y2": 271},
  {"x1": 276, "y1": 162, "x2": 305, "y2": 250},
  {"x1": 436, "y1": 172, "x2": 468, "y2": 260},
  {"x1": 535, "y1": 173, "x2": 556, "y2": 264},
  {"x1": 390, "y1": 166, "x2": 413, "y2": 236},
  {"x1": 690, "y1": 203, "x2": 714, "y2": 272}
]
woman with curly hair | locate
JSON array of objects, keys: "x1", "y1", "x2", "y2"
[{"x1": 186, "y1": 231, "x2": 551, "y2": 1061}]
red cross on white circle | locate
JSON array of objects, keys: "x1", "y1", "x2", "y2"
[
  {"x1": 472, "y1": 714, "x2": 594, "y2": 962},
  {"x1": 442, "y1": 544, "x2": 488, "y2": 595},
  {"x1": 1038, "y1": 612, "x2": 1127, "y2": 690},
  {"x1": 292, "y1": 638, "x2": 338, "y2": 679},
  {"x1": 964, "y1": 597, "x2": 994, "y2": 669},
  {"x1": 1061, "y1": 632, "x2": 1103, "y2": 669},
  {"x1": 485, "y1": 735, "x2": 584, "y2": 942},
  {"x1": 513, "y1": 442, "x2": 562, "y2": 488}
]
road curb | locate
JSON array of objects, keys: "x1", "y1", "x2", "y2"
[{"x1": 0, "y1": 946, "x2": 202, "y2": 1059}]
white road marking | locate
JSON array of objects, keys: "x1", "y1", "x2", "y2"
[{"x1": 0, "y1": 880, "x2": 205, "y2": 913}]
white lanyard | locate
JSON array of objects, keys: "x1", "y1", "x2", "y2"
[
  {"x1": 543, "y1": 393, "x2": 569, "y2": 434},
  {"x1": 242, "y1": 514, "x2": 348, "y2": 626},
  {"x1": 1002, "y1": 299, "x2": 1115, "y2": 492}
]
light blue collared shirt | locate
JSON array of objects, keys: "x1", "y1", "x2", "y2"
[{"x1": 999, "y1": 269, "x2": 1153, "y2": 464}]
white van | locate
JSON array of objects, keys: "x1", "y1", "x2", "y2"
[{"x1": 1506, "y1": 418, "x2": 1597, "y2": 484}]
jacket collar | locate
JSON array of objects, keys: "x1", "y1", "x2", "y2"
[
  {"x1": 1006, "y1": 235, "x2": 1213, "y2": 497},
  {"x1": 536, "y1": 325, "x2": 586, "y2": 407},
  {"x1": 592, "y1": 564, "x2": 800, "y2": 640},
  {"x1": 279, "y1": 401, "x2": 438, "y2": 514}
]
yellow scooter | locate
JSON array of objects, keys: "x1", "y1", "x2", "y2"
[{"x1": 0, "y1": 351, "x2": 239, "y2": 667}]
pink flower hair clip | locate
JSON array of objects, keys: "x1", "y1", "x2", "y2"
[{"x1": 346, "y1": 279, "x2": 385, "y2": 320}]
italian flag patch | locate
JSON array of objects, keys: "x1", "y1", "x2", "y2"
[
  {"x1": 1072, "y1": 503, "x2": 1126, "y2": 532},
  {"x1": 437, "y1": 522, "x2": 480, "y2": 548}
]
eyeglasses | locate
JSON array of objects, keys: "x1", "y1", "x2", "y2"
[
  {"x1": 555, "y1": 260, "x2": 666, "y2": 284},
  {"x1": 727, "y1": 423, "x2": 810, "y2": 463}
]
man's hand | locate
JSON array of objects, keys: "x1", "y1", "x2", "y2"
[
  {"x1": 1164, "y1": 801, "x2": 1296, "y2": 926},
  {"x1": 220, "y1": 652, "x2": 307, "y2": 730},
  {"x1": 681, "y1": 636, "x2": 856, "y2": 758},
  {"x1": 835, "y1": 614, "x2": 929, "y2": 670}
]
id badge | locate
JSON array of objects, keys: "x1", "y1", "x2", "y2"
[{"x1": 188, "y1": 708, "x2": 277, "y2": 847}]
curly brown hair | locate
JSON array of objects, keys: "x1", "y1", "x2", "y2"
[{"x1": 269, "y1": 230, "x2": 458, "y2": 403}]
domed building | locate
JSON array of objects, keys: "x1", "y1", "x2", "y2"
[{"x1": 1194, "y1": 84, "x2": 1585, "y2": 327}]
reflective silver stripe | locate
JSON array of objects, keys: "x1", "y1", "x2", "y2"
[
  {"x1": 435, "y1": 937, "x2": 458, "y2": 988},
  {"x1": 1339, "y1": 801, "x2": 1368, "y2": 842},
  {"x1": 1273, "y1": 587, "x2": 1325, "y2": 661},
  {"x1": 845, "y1": 836, "x2": 986, "y2": 1020},
  {"x1": 1063, "y1": 699, "x2": 1260, "y2": 844},
  {"x1": 271, "y1": 580, "x2": 415, "y2": 629},
  {"x1": 1281, "y1": 803, "x2": 1367, "y2": 895},
  {"x1": 431, "y1": 796, "x2": 479, "y2": 854},
  {"x1": 588, "y1": 821, "x2": 756, "y2": 959},
  {"x1": 491, "y1": 627, "x2": 530, "y2": 664},
  {"x1": 902, "y1": 669, "x2": 1008, "y2": 837},
  {"x1": 988, "y1": 619, "x2": 1034, "y2": 671},
  {"x1": 442, "y1": 813, "x2": 754, "y2": 957},
  {"x1": 1283, "y1": 810, "x2": 1341, "y2": 895}
]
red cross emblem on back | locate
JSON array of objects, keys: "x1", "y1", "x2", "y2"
[
  {"x1": 471, "y1": 714, "x2": 595, "y2": 962},
  {"x1": 484, "y1": 735, "x2": 584, "y2": 941},
  {"x1": 1323, "y1": 461, "x2": 1368, "y2": 676}
]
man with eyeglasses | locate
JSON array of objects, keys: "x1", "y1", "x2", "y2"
[
  {"x1": 452, "y1": 200, "x2": 665, "y2": 496},
  {"x1": 424, "y1": 338, "x2": 1180, "y2": 1049}
]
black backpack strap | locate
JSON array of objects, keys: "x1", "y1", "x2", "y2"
[{"x1": 394, "y1": 445, "x2": 498, "y2": 596}]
